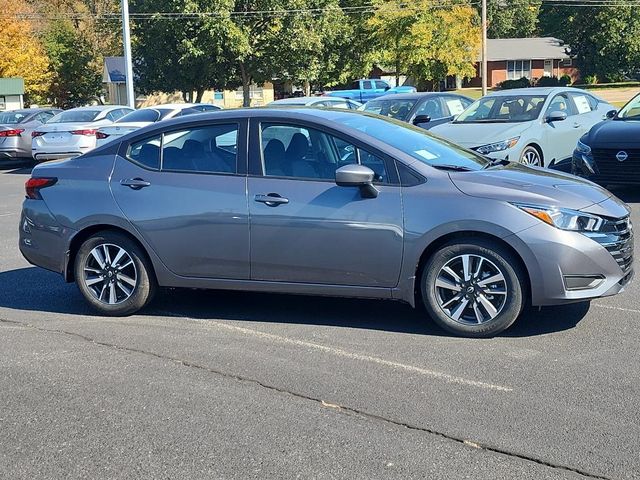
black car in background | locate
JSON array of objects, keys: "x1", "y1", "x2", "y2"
[
  {"x1": 359, "y1": 92, "x2": 473, "y2": 130},
  {"x1": 572, "y1": 93, "x2": 639, "y2": 185}
]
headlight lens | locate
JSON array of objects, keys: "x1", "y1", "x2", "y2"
[
  {"x1": 514, "y1": 204, "x2": 604, "y2": 232},
  {"x1": 576, "y1": 139, "x2": 592, "y2": 155},
  {"x1": 475, "y1": 137, "x2": 520, "y2": 155}
]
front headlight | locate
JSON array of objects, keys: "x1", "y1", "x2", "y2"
[
  {"x1": 576, "y1": 139, "x2": 592, "y2": 155},
  {"x1": 475, "y1": 137, "x2": 520, "y2": 155},
  {"x1": 514, "y1": 204, "x2": 604, "y2": 232}
]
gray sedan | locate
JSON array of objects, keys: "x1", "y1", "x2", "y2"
[
  {"x1": 269, "y1": 96, "x2": 361, "y2": 109},
  {"x1": 19, "y1": 109, "x2": 632, "y2": 337},
  {"x1": 0, "y1": 108, "x2": 61, "y2": 160}
]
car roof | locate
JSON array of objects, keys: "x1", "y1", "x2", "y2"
[
  {"x1": 5, "y1": 108, "x2": 56, "y2": 114},
  {"x1": 270, "y1": 97, "x2": 349, "y2": 105},
  {"x1": 367, "y1": 92, "x2": 472, "y2": 101},
  {"x1": 64, "y1": 105, "x2": 130, "y2": 111},
  {"x1": 486, "y1": 87, "x2": 587, "y2": 97}
]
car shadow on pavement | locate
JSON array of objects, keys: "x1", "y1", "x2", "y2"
[
  {"x1": 0, "y1": 266, "x2": 591, "y2": 338},
  {"x1": 0, "y1": 164, "x2": 33, "y2": 174}
]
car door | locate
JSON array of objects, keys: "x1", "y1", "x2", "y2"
[
  {"x1": 542, "y1": 92, "x2": 581, "y2": 163},
  {"x1": 247, "y1": 118, "x2": 403, "y2": 287},
  {"x1": 361, "y1": 80, "x2": 376, "y2": 102},
  {"x1": 411, "y1": 97, "x2": 448, "y2": 129},
  {"x1": 110, "y1": 120, "x2": 250, "y2": 279}
]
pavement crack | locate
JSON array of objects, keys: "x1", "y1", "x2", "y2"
[{"x1": 0, "y1": 316, "x2": 612, "y2": 480}]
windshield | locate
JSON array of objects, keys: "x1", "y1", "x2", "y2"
[
  {"x1": 330, "y1": 112, "x2": 488, "y2": 171},
  {"x1": 617, "y1": 94, "x2": 640, "y2": 119},
  {"x1": 48, "y1": 110, "x2": 101, "y2": 123},
  {"x1": 362, "y1": 99, "x2": 417, "y2": 121},
  {"x1": 455, "y1": 95, "x2": 547, "y2": 123},
  {"x1": 116, "y1": 109, "x2": 166, "y2": 123},
  {"x1": 0, "y1": 111, "x2": 30, "y2": 124}
]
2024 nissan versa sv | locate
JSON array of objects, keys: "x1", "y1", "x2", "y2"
[{"x1": 19, "y1": 108, "x2": 633, "y2": 337}]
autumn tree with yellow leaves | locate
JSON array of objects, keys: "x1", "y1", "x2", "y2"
[
  {"x1": 368, "y1": 0, "x2": 481, "y2": 90},
  {"x1": 0, "y1": 0, "x2": 52, "y2": 104}
]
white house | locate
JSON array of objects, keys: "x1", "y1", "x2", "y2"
[{"x1": 0, "y1": 78, "x2": 25, "y2": 111}]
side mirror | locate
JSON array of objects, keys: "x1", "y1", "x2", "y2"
[
  {"x1": 384, "y1": 86, "x2": 391, "y2": 91},
  {"x1": 606, "y1": 109, "x2": 617, "y2": 119},
  {"x1": 546, "y1": 110, "x2": 568, "y2": 123},
  {"x1": 335, "y1": 164, "x2": 378, "y2": 198},
  {"x1": 412, "y1": 115, "x2": 431, "y2": 125}
]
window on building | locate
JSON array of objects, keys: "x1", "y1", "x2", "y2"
[
  {"x1": 506, "y1": 60, "x2": 532, "y2": 80},
  {"x1": 560, "y1": 58, "x2": 573, "y2": 67}
]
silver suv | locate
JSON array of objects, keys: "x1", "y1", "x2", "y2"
[{"x1": 19, "y1": 109, "x2": 633, "y2": 337}]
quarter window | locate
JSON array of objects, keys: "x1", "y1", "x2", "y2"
[
  {"x1": 127, "y1": 135, "x2": 161, "y2": 170},
  {"x1": 161, "y1": 124, "x2": 238, "y2": 174}
]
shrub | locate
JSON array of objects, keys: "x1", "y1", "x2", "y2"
[
  {"x1": 583, "y1": 74, "x2": 599, "y2": 85},
  {"x1": 536, "y1": 76, "x2": 560, "y2": 87},
  {"x1": 559, "y1": 74, "x2": 572, "y2": 86},
  {"x1": 497, "y1": 77, "x2": 531, "y2": 90}
]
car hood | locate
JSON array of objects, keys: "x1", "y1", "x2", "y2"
[
  {"x1": 585, "y1": 119, "x2": 640, "y2": 147},
  {"x1": 430, "y1": 121, "x2": 532, "y2": 148},
  {"x1": 449, "y1": 162, "x2": 612, "y2": 211}
]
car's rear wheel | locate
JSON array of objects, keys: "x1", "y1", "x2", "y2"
[
  {"x1": 421, "y1": 240, "x2": 525, "y2": 337},
  {"x1": 520, "y1": 145, "x2": 543, "y2": 167},
  {"x1": 74, "y1": 231, "x2": 156, "y2": 316}
]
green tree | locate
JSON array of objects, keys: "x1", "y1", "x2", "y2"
[
  {"x1": 369, "y1": 0, "x2": 480, "y2": 90},
  {"x1": 43, "y1": 20, "x2": 103, "y2": 107},
  {"x1": 132, "y1": 0, "x2": 242, "y2": 102},
  {"x1": 484, "y1": 0, "x2": 541, "y2": 38},
  {"x1": 540, "y1": 3, "x2": 640, "y2": 82}
]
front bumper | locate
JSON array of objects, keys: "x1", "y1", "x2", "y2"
[{"x1": 511, "y1": 218, "x2": 633, "y2": 306}]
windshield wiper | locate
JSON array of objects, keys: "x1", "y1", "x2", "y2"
[
  {"x1": 433, "y1": 164, "x2": 474, "y2": 172},
  {"x1": 482, "y1": 158, "x2": 510, "y2": 169}
]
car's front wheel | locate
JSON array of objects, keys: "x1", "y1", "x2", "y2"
[
  {"x1": 520, "y1": 145, "x2": 543, "y2": 167},
  {"x1": 421, "y1": 239, "x2": 525, "y2": 337},
  {"x1": 74, "y1": 231, "x2": 156, "y2": 316}
]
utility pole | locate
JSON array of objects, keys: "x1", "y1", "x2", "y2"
[
  {"x1": 121, "y1": 0, "x2": 135, "y2": 108},
  {"x1": 481, "y1": 0, "x2": 488, "y2": 96}
]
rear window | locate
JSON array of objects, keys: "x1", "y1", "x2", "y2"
[
  {"x1": 116, "y1": 109, "x2": 162, "y2": 123},
  {"x1": 48, "y1": 110, "x2": 101, "y2": 123},
  {"x1": 0, "y1": 111, "x2": 29, "y2": 124}
]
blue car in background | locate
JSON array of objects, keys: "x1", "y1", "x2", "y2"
[{"x1": 324, "y1": 79, "x2": 416, "y2": 103}]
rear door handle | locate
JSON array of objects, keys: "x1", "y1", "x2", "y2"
[
  {"x1": 254, "y1": 193, "x2": 289, "y2": 207},
  {"x1": 121, "y1": 178, "x2": 151, "y2": 190}
]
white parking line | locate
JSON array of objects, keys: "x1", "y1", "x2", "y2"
[
  {"x1": 158, "y1": 311, "x2": 513, "y2": 393},
  {"x1": 594, "y1": 303, "x2": 640, "y2": 314}
]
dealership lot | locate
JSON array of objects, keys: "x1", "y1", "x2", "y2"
[{"x1": 1, "y1": 166, "x2": 639, "y2": 479}]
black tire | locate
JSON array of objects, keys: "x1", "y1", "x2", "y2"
[
  {"x1": 520, "y1": 145, "x2": 543, "y2": 167},
  {"x1": 74, "y1": 231, "x2": 156, "y2": 316},
  {"x1": 420, "y1": 239, "x2": 525, "y2": 337}
]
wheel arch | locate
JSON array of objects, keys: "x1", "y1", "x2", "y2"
[
  {"x1": 522, "y1": 142, "x2": 545, "y2": 167},
  {"x1": 413, "y1": 230, "x2": 532, "y2": 308},
  {"x1": 65, "y1": 224, "x2": 157, "y2": 283}
]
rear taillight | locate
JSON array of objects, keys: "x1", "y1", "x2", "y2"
[
  {"x1": 70, "y1": 129, "x2": 98, "y2": 136},
  {"x1": 0, "y1": 129, "x2": 25, "y2": 137},
  {"x1": 95, "y1": 131, "x2": 110, "y2": 139},
  {"x1": 31, "y1": 131, "x2": 45, "y2": 138},
  {"x1": 25, "y1": 177, "x2": 57, "y2": 200}
]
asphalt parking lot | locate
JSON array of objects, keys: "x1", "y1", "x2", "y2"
[{"x1": 1, "y1": 165, "x2": 639, "y2": 479}]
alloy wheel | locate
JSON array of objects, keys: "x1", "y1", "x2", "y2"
[
  {"x1": 434, "y1": 254, "x2": 508, "y2": 325},
  {"x1": 83, "y1": 243, "x2": 138, "y2": 305},
  {"x1": 521, "y1": 148, "x2": 541, "y2": 167}
]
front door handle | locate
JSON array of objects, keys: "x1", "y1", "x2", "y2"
[
  {"x1": 254, "y1": 193, "x2": 289, "y2": 207},
  {"x1": 573, "y1": 123, "x2": 582, "y2": 129},
  {"x1": 121, "y1": 178, "x2": 151, "y2": 190}
]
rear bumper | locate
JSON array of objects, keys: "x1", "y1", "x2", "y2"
[{"x1": 19, "y1": 199, "x2": 74, "y2": 277}]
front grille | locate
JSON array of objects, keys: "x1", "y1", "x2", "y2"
[
  {"x1": 587, "y1": 216, "x2": 634, "y2": 273},
  {"x1": 592, "y1": 148, "x2": 640, "y2": 183}
]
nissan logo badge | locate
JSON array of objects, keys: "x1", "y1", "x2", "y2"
[{"x1": 616, "y1": 151, "x2": 629, "y2": 162}]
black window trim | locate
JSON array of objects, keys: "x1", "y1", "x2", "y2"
[{"x1": 249, "y1": 118, "x2": 400, "y2": 186}]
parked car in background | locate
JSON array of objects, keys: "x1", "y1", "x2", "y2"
[
  {"x1": 431, "y1": 87, "x2": 613, "y2": 167},
  {"x1": 324, "y1": 79, "x2": 416, "y2": 103},
  {"x1": 269, "y1": 96, "x2": 362, "y2": 109},
  {"x1": 360, "y1": 92, "x2": 473, "y2": 130},
  {"x1": 20, "y1": 108, "x2": 632, "y2": 337},
  {"x1": 32, "y1": 106, "x2": 133, "y2": 162},
  {"x1": 95, "y1": 103, "x2": 221, "y2": 147},
  {"x1": 572, "y1": 92, "x2": 640, "y2": 185},
  {"x1": 0, "y1": 108, "x2": 61, "y2": 161}
]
